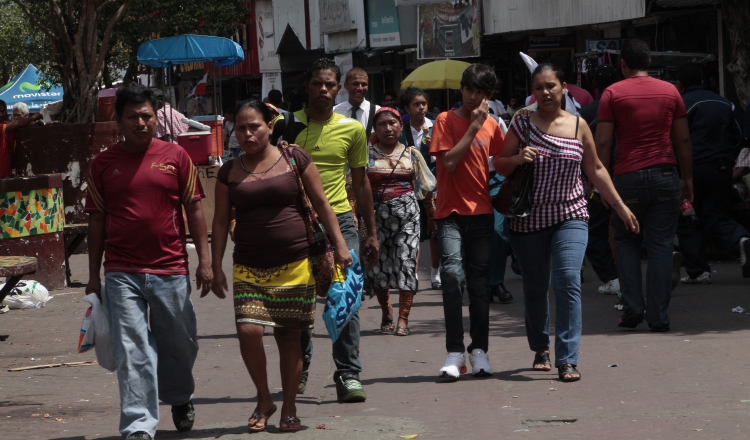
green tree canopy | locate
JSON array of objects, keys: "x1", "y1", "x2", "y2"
[
  {"x1": 0, "y1": 1, "x2": 52, "y2": 85},
  {"x1": 105, "y1": 0, "x2": 249, "y2": 86}
]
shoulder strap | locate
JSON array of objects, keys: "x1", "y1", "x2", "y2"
[
  {"x1": 404, "y1": 123, "x2": 416, "y2": 147},
  {"x1": 575, "y1": 116, "x2": 580, "y2": 139},
  {"x1": 366, "y1": 103, "x2": 376, "y2": 136},
  {"x1": 284, "y1": 112, "x2": 296, "y2": 144}
]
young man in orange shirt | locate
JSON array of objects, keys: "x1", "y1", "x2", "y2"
[{"x1": 430, "y1": 64, "x2": 505, "y2": 380}]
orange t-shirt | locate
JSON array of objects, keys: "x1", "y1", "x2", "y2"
[{"x1": 430, "y1": 110, "x2": 504, "y2": 219}]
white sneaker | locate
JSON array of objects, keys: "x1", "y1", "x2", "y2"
[
  {"x1": 597, "y1": 278, "x2": 620, "y2": 295},
  {"x1": 468, "y1": 348, "x2": 493, "y2": 377},
  {"x1": 438, "y1": 352, "x2": 466, "y2": 380},
  {"x1": 680, "y1": 272, "x2": 712, "y2": 284},
  {"x1": 740, "y1": 237, "x2": 750, "y2": 278}
]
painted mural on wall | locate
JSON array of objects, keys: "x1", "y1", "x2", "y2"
[
  {"x1": 0, "y1": 187, "x2": 65, "y2": 239},
  {"x1": 418, "y1": 0, "x2": 481, "y2": 60}
]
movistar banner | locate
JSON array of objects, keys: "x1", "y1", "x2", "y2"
[{"x1": 0, "y1": 64, "x2": 63, "y2": 112}]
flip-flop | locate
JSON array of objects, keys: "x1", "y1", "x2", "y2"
[
  {"x1": 248, "y1": 404, "x2": 277, "y2": 432},
  {"x1": 279, "y1": 416, "x2": 302, "y2": 432}
]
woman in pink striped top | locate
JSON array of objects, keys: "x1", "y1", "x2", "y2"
[{"x1": 493, "y1": 63, "x2": 639, "y2": 382}]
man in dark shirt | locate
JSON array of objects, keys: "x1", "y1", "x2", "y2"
[{"x1": 674, "y1": 63, "x2": 749, "y2": 281}]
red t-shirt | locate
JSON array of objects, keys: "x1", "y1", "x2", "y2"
[
  {"x1": 85, "y1": 139, "x2": 204, "y2": 275},
  {"x1": 598, "y1": 76, "x2": 687, "y2": 175},
  {"x1": 0, "y1": 122, "x2": 11, "y2": 178},
  {"x1": 430, "y1": 110, "x2": 504, "y2": 219}
]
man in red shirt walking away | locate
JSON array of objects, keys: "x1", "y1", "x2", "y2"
[
  {"x1": 596, "y1": 39, "x2": 693, "y2": 333},
  {"x1": 85, "y1": 84, "x2": 213, "y2": 440},
  {"x1": 430, "y1": 64, "x2": 504, "y2": 380}
]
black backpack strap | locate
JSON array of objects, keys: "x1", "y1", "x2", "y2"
[
  {"x1": 365, "y1": 103, "x2": 376, "y2": 136},
  {"x1": 404, "y1": 123, "x2": 416, "y2": 147},
  {"x1": 574, "y1": 116, "x2": 579, "y2": 139},
  {"x1": 283, "y1": 111, "x2": 296, "y2": 144}
]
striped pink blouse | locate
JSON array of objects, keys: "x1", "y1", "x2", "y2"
[{"x1": 508, "y1": 116, "x2": 589, "y2": 233}]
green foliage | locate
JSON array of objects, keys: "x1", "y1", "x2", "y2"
[
  {"x1": 104, "y1": 0, "x2": 250, "y2": 85},
  {"x1": 0, "y1": 1, "x2": 53, "y2": 85}
]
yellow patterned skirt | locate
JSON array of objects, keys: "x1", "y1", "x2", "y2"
[{"x1": 233, "y1": 258, "x2": 316, "y2": 329}]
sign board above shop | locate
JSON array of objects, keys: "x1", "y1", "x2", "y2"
[
  {"x1": 256, "y1": 0, "x2": 280, "y2": 72},
  {"x1": 586, "y1": 38, "x2": 624, "y2": 52},
  {"x1": 417, "y1": 1, "x2": 481, "y2": 60},
  {"x1": 394, "y1": 0, "x2": 447, "y2": 5},
  {"x1": 368, "y1": 0, "x2": 401, "y2": 48},
  {"x1": 320, "y1": 0, "x2": 356, "y2": 33}
]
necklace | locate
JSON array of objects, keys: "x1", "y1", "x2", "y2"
[
  {"x1": 240, "y1": 153, "x2": 283, "y2": 175},
  {"x1": 373, "y1": 143, "x2": 404, "y2": 158}
]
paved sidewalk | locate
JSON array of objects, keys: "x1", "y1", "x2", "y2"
[{"x1": 1, "y1": 249, "x2": 749, "y2": 440}]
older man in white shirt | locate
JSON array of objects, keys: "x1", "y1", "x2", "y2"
[{"x1": 333, "y1": 67, "x2": 380, "y2": 136}]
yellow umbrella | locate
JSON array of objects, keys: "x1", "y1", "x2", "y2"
[{"x1": 401, "y1": 60, "x2": 471, "y2": 90}]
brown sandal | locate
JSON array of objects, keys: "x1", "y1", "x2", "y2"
[{"x1": 279, "y1": 416, "x2": 301, "y2": 432}]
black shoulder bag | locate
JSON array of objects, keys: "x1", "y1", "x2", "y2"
[{"x1": 492, "y1": 117, "x2": 534, "y2": 218}]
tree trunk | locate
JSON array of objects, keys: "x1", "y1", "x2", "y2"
[{"x1": 722, "y1": 0, "x2": 750, "y2": 107}]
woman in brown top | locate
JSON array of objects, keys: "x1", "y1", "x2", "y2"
[{"x1": 211, "y1": 101, "x2": 352, "y2": 432}]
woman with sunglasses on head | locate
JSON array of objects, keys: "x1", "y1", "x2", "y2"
[{"x1": 494, "y1": 64, "x2": 639, "y2": 382}]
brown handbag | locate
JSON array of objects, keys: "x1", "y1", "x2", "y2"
[{"x1": 279, "y1": 142, "x2": 335, "y2": 297}]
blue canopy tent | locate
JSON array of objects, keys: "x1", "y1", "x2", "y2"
[
  {"x1": 0, "y1": 65, "x2": 63, "y2": 113},
  {"x1": 137, "y1": 35, "x2": 244, "y2": 156}
]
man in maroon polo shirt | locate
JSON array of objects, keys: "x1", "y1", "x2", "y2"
[{"x1": 85, "y1": 83, "x2": 212, "y2": 440}]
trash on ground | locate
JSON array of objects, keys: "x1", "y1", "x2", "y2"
[
  {"x1": 608, "y1": 364, "x2": 618, "y2": 367},
  {"x1": 316, "y1": 424, "x2": 326, "y2": 429},
  {"x1": 8, "y1": 361, "x2": 97, "y2": 372},
  {"x1": 400, "y1": 435, "x2": 419, "y2": 439},
  {"x1": 1, "y1": 280, "x2": 52, "y2": 309},
  {"x1": 731, "y1": 306, "x2": 745, "y2": 313}
]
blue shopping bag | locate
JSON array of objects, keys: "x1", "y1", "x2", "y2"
[{"x1": 322, "y1": 250, "x2": 363, "y2": 342}]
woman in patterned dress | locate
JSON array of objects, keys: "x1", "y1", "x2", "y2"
[
  {"x1": 493, "y1": 64, "x2": 639, "y2": 382},
  {"x1": 211, "y1": 101, "x2": 352, "y2": 432},
  {"x1": 367, "y1": 107, "x2": 435, "y2": 336}
]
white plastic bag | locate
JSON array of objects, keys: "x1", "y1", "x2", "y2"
[
  {"x1": 79, "y1": 292, "x2": 117, "y2": 371},
  {"x1": 1, "y1": 280, "x2": 52, "y2": 309}
]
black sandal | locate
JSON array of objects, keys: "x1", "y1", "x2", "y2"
[
  {"x1": 557, "y1": 364, "x2": 581, "y2": 382},
  {"x1": 532, "y1": 351, "x2": 551, "y2": 371},
  {"x1": 618, "y1": 312, "x2": 644, "y2": 329}
]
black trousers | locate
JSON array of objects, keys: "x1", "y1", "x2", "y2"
[
  {"x1": 676, "y1": 160, "x2": 749, "y2": 277},
  {"x1": 585, "y1": 197, "x2": 618, "y2": 283}
]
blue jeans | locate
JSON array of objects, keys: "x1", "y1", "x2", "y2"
[
  {"x1": 611, "y1": 166, "x2": 681, "y2": 328},
  {"x1": 437, "y1": 213, "x2": 493, "y2": 353},
  {"x1": 510, "y1": 220, "x2": 588, "y2": 367},
  {"x1": 301, "y1": 211, "x2": 362, "y2": 378},
  {"x1": 105, "y1": 272, "x2": 198, "y2": 438},
  {"x1": 489, "y1": 173, "x2": 509, "y2": 286}
]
